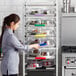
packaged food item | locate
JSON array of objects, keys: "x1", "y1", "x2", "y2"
[
  {"x1": 41, "y1": 52, "x2": 47, "y2": 56},
  {"x1": 42, "y1": 10, "x2": 47, "y2": 14},
  {"x1": 30, "y1": 11, "x2": 38, "y2": 15},
  {"x1": 30, "y1": 21, "x2": 39, "y2": 25},
  {"x1": 33, "y1": 49, "x2": 39, "y2": 54},
  {"x1": 40, "y1": 41, "x2": 47, "y2": 46},
  {"x1": 41, "y1": 20, "x2": 47, "y2": 24},
  {"x1": 30, "y1": 39, "x2": 39, "y2": 44}
]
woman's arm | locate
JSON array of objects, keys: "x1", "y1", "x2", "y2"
[{"x1": 7, "y1": 34, "x2": 39, "y2": 52}]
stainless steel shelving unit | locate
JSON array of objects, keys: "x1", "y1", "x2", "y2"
[{"x1": 19, "y1": 0, "x2": 61, "y2": 76}]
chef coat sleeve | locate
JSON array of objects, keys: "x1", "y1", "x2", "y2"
[{"x1": 7, "y1": 34, "x2": 31, "y2": 52}]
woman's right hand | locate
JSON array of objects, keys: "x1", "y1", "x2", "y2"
[{"x1": 29, "y1": 44, "x2": 40, "y2": 49}]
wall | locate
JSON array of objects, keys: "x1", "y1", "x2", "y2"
[
  {"x1": 61, "y1": 17, "x2": 76, "y2": 46},
  {"x1": 60, "y1": 0, "x2": 76, "y2": 46},
  {"x1": 0, "y1": 0, "x2": 25, "y2": 42}
]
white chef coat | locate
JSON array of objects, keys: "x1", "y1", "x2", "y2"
[{"x1": 1, "y1": 28, "x2": 29, "y2": 75}]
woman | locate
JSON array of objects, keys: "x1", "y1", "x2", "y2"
[{"x1": 0, "y1": 14, "x2": 39, "y2": 76}]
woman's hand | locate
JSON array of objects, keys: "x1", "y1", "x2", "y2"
[{"x1": 29, "y1": 44, "x2": 40, "y2": 49}]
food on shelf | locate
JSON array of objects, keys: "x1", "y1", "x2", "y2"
[
  {"x1": 41, "y1": 20, "x2": 47, "y2": 24},
  {"x1": 29, "y1": 10, "x2": 51, "y2": 16},
  {"x1": 33, "y1": 49, "x2": 39, "y2": 54},
  {"x1": 28, "y1": 49, "x2": 40, "y2": 57},
  {"x1": 30, "y1": 29, "x2": 39, "y2": 35},
  {"x1": 30, "y1": 11, "x2": 38, "y2": 15},
  {"x1": 41, "y1": 52, "x2": 47, "y2": 56},
  {"x1": 39, "y1": 41, "x2": 47, "y2": 46},
  {"x1": 36, "y1": 56, "x2": 55, "y2": 60},
  {"x1": 33, "y1": 29, "x2": 39, "y2": 32},
  {"x1": 40, "y1": 32, "x2": 47, "y2": 34},
  {"x1": 29, "y1": 20, "x2": 47, "y2": 26},
  {"x1": 42, "y1": 10, "x2": 48, "y2": 14},
  {"x1": 27, "y1": 62, "x2": 39, "y2": 69},
  {"x1": 29, "y1": 21, "x2": 39, "y2": 25},
  {"x1": 25, "y1": 0, "x2": 57, "y2": 71},
  {"x1": 30, "y1": 39, "x2": 39, "y2": 44},
  {"x1": 30, "y1": 32, "x2": 37, "y2": 35}
]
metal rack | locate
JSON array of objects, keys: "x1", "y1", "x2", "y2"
[{"x1": 20, "y1": 0, "x2": 61, "y2": 76}]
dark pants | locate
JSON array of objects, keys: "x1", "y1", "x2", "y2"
[{"x1": 3, "y1": 74, "x2": 17, "y2": 76}]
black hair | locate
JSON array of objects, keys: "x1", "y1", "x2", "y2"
[{"x1": 0, "y1": 14, "x2": 20, "y2": 48}]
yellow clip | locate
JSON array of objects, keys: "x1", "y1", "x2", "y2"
[{"x1": 35, "y1": 34, "x2": 46, "y2": 38}]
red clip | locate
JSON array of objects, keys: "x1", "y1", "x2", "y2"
[{"x1": 35, "y1": 57, "x2": 46, "y2": 59}]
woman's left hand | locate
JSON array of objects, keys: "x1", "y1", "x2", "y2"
[{"x1": 29, "y1": 44, "x2": 40, "y2": 49}]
